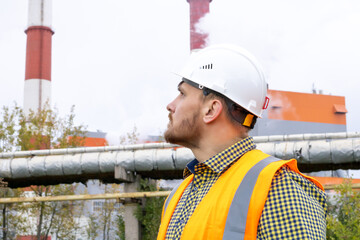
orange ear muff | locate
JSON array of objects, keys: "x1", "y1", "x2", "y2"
[{"x1": 243, "y1": 114, "x2": 254, "y2": 127}]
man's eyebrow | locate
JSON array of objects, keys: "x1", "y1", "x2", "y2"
[{"x1": 177, "y1": 81, "x2": 185, "y2": 91}]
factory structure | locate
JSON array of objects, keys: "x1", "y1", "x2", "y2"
[
  {"x1": 21, "y1": 0, "x2": 348, "y2": 142},
  {"x1": 253, "y1": 89, "x2": 347, "y2": 136},
  {"x1": 2, "y1": 0, "x2": 355, "y2": 239},
  {"x1": 23, "y1": 0, "x2": 54, "y2": 116}
]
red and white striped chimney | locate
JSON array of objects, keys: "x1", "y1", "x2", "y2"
[
  {"x1": 187, "y1": 0, "x2": 212, "y2": 52},
  {"x1": 24, "y1": 0, "x2": 54, "y2": 115}
]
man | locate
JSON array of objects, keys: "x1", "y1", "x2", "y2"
[{"x1": 157, "y1": 44, "x2": 327, "y2": 240}]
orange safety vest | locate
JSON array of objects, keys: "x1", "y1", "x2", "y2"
[{"x1": 157, "y1": 149, "x2": 324, "y2": 240}]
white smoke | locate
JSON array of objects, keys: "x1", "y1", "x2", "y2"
[{"x1": 199, "y1": 0, "x2": 360, "y2": 131}]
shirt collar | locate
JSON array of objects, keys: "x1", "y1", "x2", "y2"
[{"x1": 183, "y1": 136, "x2": 255, "y2": 178}]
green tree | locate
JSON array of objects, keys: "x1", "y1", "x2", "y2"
[
  {"x1": 135, "y1": 178, "x2": 166, "y2": 240},
  {"x1": 87, "y1": 183, "x2": 123, "y2": 240},
  {"x1": 0, "y1": 103, "x2": 87, "y2": 240},
  {"x1": 326, "y1": 179, "x2": 360, "y2": 239},
  {"x1": 119, "y1": 125, "x2": 139, "y2": 145},
  {"x1": 18, "y1": 104, "x2": 86, "y2": 150},
  {"x1": 18, "y1": 185, "x2": 83, "y2": 240},
  {"x1": 0, "y1": 104, "x2": 26, "y2": 239},
  {"x1": 0, "y1": 179, "x2": 27, "y2": 240},
  {"x1": 115, "y1": 215, "x2": 125, "y2": 240},
  {"x1": 86, "y1": 215, "x2": 99, "y2": 240},
  {"x1": 0, "y1": 104, "x2": 20, "y2": 152}
]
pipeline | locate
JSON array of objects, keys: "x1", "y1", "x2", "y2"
[
  {"x1": 1, "y1": 131, "x2": 359, "y2": 159},
  {"x1": 0, "y1": 191, "x2": 171, "y2": 204},
  {"x1": 0, "y1": 132, "x2": 359, "y2": 188}
]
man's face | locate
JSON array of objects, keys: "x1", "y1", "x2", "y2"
[{"x1": 164, "y1": 82, "x2": 204, "y2": 148}]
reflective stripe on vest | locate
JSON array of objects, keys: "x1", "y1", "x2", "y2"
[
  {"x1": 163, "y1": 182, "x2": 182, "y2": 219},
  {"x1": 222, "y1": 156, "x2": 279, "y2": 239}
]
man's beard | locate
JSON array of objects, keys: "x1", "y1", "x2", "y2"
[{"x1": 164, "y1": 111, "x2": 201, "y2": 148}]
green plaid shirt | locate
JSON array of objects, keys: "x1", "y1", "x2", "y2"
[{"x1": 165, "y1": 137, "x2": 327, "y2": 239}]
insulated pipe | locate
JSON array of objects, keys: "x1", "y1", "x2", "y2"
[
  {"x1": 1, "y1": 133, "x2": 360, "y2": 188},
  {"x1": 1, "y1": 132, "x2": 358, "y2": 159},
  {"x1": 24, "y1": 0, "x2": 54, "y2": 115}
]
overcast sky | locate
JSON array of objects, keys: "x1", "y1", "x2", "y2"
[{"x1": 0, "y1": 0, "x2": 359, "y2": 144}]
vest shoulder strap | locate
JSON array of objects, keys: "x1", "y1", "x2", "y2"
[{"x1": 157, "y1": 175, "x2": 193, "y2": 240}]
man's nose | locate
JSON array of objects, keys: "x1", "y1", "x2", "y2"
[{"x1": 166, "y1": 99, "x2": 176, "y2": 113}]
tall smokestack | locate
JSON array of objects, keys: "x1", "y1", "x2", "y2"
[
  {"x1": 187, "y1": 0, "x2": 212, "y2": 51},
  {"x1": 24, "y1": 0, "x2": 54, "y2": 115}
]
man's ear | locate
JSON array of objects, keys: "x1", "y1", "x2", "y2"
[{"x1": 203, "y1": 99, "x2": 223, "y2": 124}]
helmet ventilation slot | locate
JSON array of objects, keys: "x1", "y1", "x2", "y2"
[{"x1": 200, "y1": 64, "x2": 213, "y2": 69}]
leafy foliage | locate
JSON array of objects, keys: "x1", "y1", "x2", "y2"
[
  {"x1": 0, "y1": 104, "x2": 21, "y2": 152},
  {"x1": 119, "y1": 125, "x2": 139, "y2": 145},
  {"x1": 0, "y1": 181, "x2": 27, "y2": 240},
  {"x1": 86, "y1": 183, "x2": 123, "y2": 240},
  {"x1": 326, "y1": 179, "x2": 360, "y2": 239},
  {"x1": 0, "y1": 103, "x2": 86, "y2": 152},
  {"x1": 0, "y1": 103, "x2": 87, "y2": 240},
  {"x1": 135, "y1": 178, "x2": 165, "y2": 240},
  {"x1": 86, "y1": 215, "x2": 99, "y2": 240},
  {"x1": 18, "y1": 185, "x2": 84, "y2": 240},
  {"x1": 115, "y1": 215, "x2": 125, "y2": 240}
]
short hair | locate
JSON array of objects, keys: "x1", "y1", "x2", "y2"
[
  {"x1": 203, "y1": 91, "x2": 257, "y2": 130},
  {"x1": 182, "y1": 78, "x2": 257, "y2": 129}
]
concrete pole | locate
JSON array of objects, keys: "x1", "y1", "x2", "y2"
[{"x1": 124, "y1": 175, "x2": 141, "y2": 240}]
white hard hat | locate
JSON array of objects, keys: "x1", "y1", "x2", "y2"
[{"x1": 176, "y1": 44, "x2": 269, "y2": 117}]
